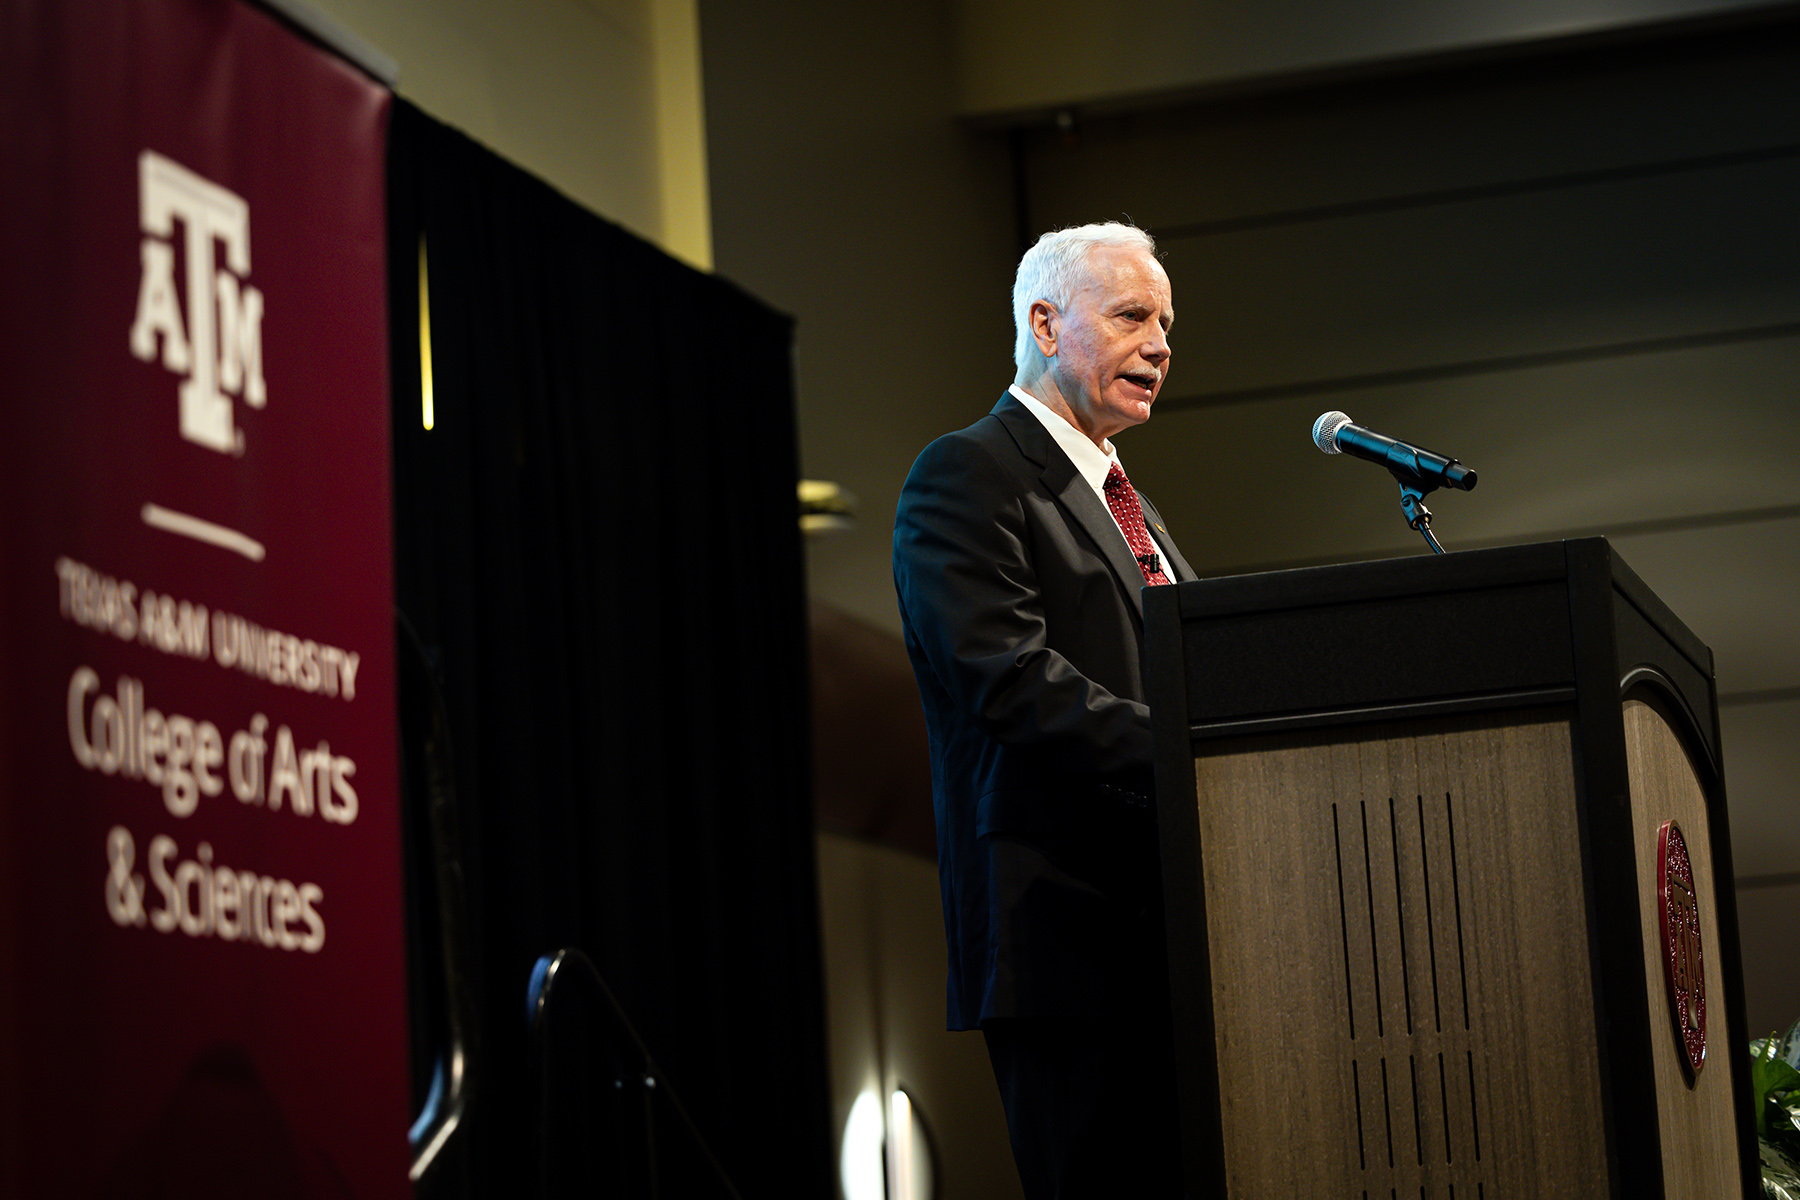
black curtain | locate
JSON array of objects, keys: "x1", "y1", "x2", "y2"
[{"x1": 385, "y1": 99, "x2": 832, "y2": 1198}]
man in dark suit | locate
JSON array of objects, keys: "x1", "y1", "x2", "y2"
[{"x1": 893, "y1": 222, "x2": 1193, "y2": 1197}]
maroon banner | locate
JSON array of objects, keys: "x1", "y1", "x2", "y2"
[{"x1": 1, "y1": 2, "x2": 410, "y2": 1196}]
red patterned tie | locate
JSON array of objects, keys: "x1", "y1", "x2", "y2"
[{"x1": 1103, "y1": 463, "x2": 1171, "y2": 585}]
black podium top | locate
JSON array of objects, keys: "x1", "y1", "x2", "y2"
[{"x1": 1144, "y1": 536, "x2": 1718, "y2": 772}]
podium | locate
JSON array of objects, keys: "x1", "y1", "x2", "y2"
[{"x1": 1144, "y1": 538, "x2": 1758, "y2": 1198}]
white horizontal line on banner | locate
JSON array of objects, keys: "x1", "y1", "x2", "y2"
[{"x1": 141, "y1": 503, "x2": 266, "y2": 562}]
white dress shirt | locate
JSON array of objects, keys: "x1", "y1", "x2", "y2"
[{"x1": 1008, "y1": 384, "x2": 1173, "y2": 565}]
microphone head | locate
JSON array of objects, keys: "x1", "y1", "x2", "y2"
[{"x1": 1312, "y1": 410, "x2": 1352, "y2": 454}]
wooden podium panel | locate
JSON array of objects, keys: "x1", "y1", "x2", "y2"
[
  {"x1": 1623, "y1": 698, "x2": 1743, "y2": 1196},
  {"x1": 1192, "y1": 709, "x2": 1606, "y2": 1196},
  {"x1": 1144, "y1": 539, "x2": 1758, "y2": 1199}
]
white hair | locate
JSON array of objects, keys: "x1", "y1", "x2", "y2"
[{"x1": 1012, "y1": 222, "x2": 1158, "y2": 373}]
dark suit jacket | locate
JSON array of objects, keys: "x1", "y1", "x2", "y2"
[{"x1": 893, "y1": 392, "x2": 1195, "y2": 1030}]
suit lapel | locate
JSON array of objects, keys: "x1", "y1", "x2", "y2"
[{"x1": 991, "y1": 395, "x2": 1152, "y2": 620}]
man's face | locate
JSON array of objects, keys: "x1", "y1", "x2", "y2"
[{"x1": 1044, "y1": 244, "x2": 1173, "y2": 442}]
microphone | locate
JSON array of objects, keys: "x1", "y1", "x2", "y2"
[{"x1": 1312, "y1": 411, "x2": 1477, "y2": 492}]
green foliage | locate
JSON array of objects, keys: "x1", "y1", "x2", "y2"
[{"x1": 1754, "y1": 1019, "x2": 1800, "y2": 1199}]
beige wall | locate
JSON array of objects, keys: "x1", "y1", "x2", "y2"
[
  {"x1": 816, "y1": 832, "x2": 1022, "y2": 1200},
  {"x1": 700, "y1": 0, "x2": 1019, "y2": 635},
  {"x1": 308, "y1": 0, "x2": 711, "y2": 269},
  {"x1": 699, "y1": 3, "x2": 1025, "y2": 1189},
  {"x1": 954, "y1": 0, "x2": 1794, "y2": 117}
]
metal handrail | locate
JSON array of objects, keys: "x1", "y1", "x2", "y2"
[
  {"x1": 399, "y1": 612, "x2": 477, "y2": 1185},
  {"x1": 526, "y1": 947, "x2": 745, "y2": 1200}
]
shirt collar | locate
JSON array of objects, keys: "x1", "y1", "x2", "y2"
[{"x1": 1008, "y1": 385, "x2": 1119, "y2": 489}]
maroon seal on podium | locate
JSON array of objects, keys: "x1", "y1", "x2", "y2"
[{"x1": 1657, "y1": 819, "x2": 1706, "y2": 1082}]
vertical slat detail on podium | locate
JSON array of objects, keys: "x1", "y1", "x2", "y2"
[
  {"x1": 1622, "y1": 698, "x2": 1743, "y2": 1197},
  {"x1": 1192, "y1": 709, "x2": 1611, "y2": 1197}
]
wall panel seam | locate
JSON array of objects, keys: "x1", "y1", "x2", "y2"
[{"x1": 1154, "y1": 140, "x2": 1800, "y2": 240}]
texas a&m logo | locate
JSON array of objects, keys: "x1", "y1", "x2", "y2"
[
  {"x1": 127, "y1": 150, "x2": 265, "y2": 455},
  {"x1": 1657, "y1": 819, "x2": 1706, "y2": 1082}
]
